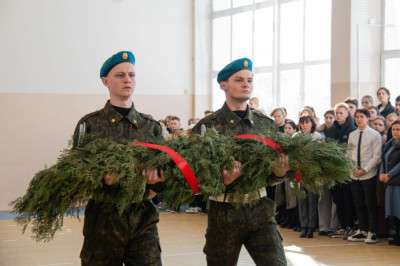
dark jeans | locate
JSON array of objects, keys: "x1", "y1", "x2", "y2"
[
  {"x1": 298, "y1": 187, "x2": 318, "y2": 229},
  {"x1": 204, "y1": 197, "x2": 287, "y2": 266},
  {"x1": 351, "y1": 177, "x2": 378, "y2": 233},
  {"x1": 332, "y1": 182, "x2": 356, "y2": 229}
]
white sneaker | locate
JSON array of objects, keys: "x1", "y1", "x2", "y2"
[
  {"x1": 185, "y1": 207, "x2": 202, "y2": 213},
  {"x1": 347, "y1": 229, "x2": 367, "y2": 242},
  {"x1": 365, "y1": 232, "x2": 378, "y2": 244}
]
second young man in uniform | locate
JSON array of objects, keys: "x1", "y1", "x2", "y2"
[{"x1": 192, "y1": 58, "x2": 289, "y2": 266}]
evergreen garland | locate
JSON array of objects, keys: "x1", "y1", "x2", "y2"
[{"x1": 10, "y1": 129, "x2": 354, "y2": 241}]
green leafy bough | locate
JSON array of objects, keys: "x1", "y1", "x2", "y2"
[{"x1": 10, "y1": 129, "x2": 354, "y2": 241}]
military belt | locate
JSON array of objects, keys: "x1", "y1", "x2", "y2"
[{"x1": 209, "y1": 187, "x2": 267, "y2": 203}]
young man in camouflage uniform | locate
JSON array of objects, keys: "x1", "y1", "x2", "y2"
[
  {"x1": 192, "y1": 58, "x2": 289, "y2": 266},
  {"x1": 73, "y1": 51, "x2": 164, "y2": 266}
]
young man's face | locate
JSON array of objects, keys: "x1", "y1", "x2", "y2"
[
  {"x1": 347, "y1": 103, "x2": 357, "y2": 117},
  {"x1": 249, "y1": 100, "x2": 258, "y2": 109},
  {"x1": 220, "y1": 70, "x2": 253, "y2": 104},
  {"x1": 335, "y1": 107, "x2": 349, "y2": 124},
  {"x1": 368, "y1": 108, "x2": 378, "y2": 119},
  {"x1": 355, "y1": 112, "x2": 368, "y2": 129},
  {"x1": 272, "y1": 111, "x2": 286, "y2": 126},
  {"x1": 169, "y1": 119, "x2": 181, "y2": 132},
  {"x1": 102, "y1": 62, "x2": 135, "y2": 101}
]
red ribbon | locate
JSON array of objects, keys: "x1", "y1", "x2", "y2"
[
  {"x1": 132, "y1": 142, "x2": 201, "y2": 194},
  {"x1": 233, "y1": 134, "x2": 301, "y2": 183}
]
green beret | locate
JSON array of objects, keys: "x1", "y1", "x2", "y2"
[
  {"x1": 100, "y1": 51, "x2": 135, "y2": 78},
  {"x1": 217, "y1": 58, "x2": 252, "y2": 84}
]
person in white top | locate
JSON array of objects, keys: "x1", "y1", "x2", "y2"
[{"x1": 347, "y1": 109, "x2": 381, "y2": 244}]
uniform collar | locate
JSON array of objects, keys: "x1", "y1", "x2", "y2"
[
  {"x1": 104, "y1": 100, "x2": 143, "y2": 128},
  {"x1": 221, "y1": 102, "x2": 255, "y2": 127}
]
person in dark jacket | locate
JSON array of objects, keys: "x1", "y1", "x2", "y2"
[
  {"x1": 325, "y1": 103, "x2": 357, "y2": 239},
  {"x1": 377, "y1": 87, "x2": 395, "y2": 118},
  {"x1": 379, "y1": 120, "x2": 400, "y2": 245}
]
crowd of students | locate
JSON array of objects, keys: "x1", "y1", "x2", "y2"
[
  {"x1": 268, "y1": 87, "x2": 400, "y2": 245},
  {"x1": 155, "y1": 88, "x2": 400, "y2": 246}
]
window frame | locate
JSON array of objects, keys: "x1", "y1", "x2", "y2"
[{"x1": 210, "y1": 0, "x2": 331, "y2": 119}]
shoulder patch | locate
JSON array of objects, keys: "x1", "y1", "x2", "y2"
[
  {"x1": 77, "y1": 110, "x2": 101, "y2": 124},
  {"x1": 139, "y1": 112, "x2": 158, "y2": 123},
  {"x1": 253, "y1": 110, "x2": 270, "y2": 119}
]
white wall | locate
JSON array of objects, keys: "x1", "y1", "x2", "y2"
[
  {"x1": 0, "y1": 0, "x2": 192, "y2": 95},
  {"x1": 0, "y1": 0, "x2": 212, "y2": 210},
  {"x1": 331, "y1": 0, "x2": 382, "y2": 106}
]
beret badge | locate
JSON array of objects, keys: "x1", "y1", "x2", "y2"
[
  {"x1": 244, "y1": 60, "x2": 249, "y2": 68},
  {"x1": 122, "y1": 52, "x2": 128, "y2": 59}
]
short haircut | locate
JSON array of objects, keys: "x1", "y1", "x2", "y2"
[
  {"x1": 354, "y1": 108, "x2": 371, "y2": 118},
  {"x1": 169, "y1": 116, "x2": 180, "y2": 122},
  {"x1": 165, "y1": 115, "x2": 173, "y2": 121},
  {"x1": 270, "y1": 107, "x2": 286, "y2": 117},
  {"x1": 334, "y1": 102, "x2": 349, "y2": 112},
  {"x1": 249, "y1": 97, "x2": 259, "y2": 105},
  {"x1": 396, "y1": 95, "x2": 400, "y2": 102},
  {"x1": 362, "y1": 95, "x2": 374, "y2": 104},
  {"x1": 377, "y1": 87, "x2": 391, "y2": 99},
  {"x1": 367, "y1": 105, "x2": 379, "y2": 114},
  {"x1": 344, "y1": 97, "x2": 358, "y2": 107},
  {"x1": 204, "y1": 110, "x2": 213, "y2": 115},
  {"x1": 298, "y1": 115, "x2": 317, "y2": 133},
  {"x1": 284, "y1": 119, "x2": 297, "y2": 130},
  {"x1": 188, "y1": 117, "x2": 200, "y2": 125},
  {"x1": 324, "y1": 109, "x2": 335, "y2": 117},
  {"x1": 372, "y1": 116, "x2": 386, "y2": 123}
]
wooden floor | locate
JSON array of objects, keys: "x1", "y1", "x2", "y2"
[{"x1": 1, "y1": 212, "x2": 400, "y2": 265}]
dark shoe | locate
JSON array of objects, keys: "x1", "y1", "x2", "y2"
[
  {"x1": 306, "y1": 228, "x2": 314, "y2": 238},
  {"x1": 299, "y1": 228, "x2": 307, "y2": 238},
  {"x1": 294, "y1": 227, "x2": 302, "y2": 232},
  {"x1": 318, "y1": 231, "x2": 329, "y2": 236},
  {"x1": 388, "y1": 236, "x2": 400, "y2": 246}
]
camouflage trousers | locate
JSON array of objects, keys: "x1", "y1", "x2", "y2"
[
  {"x1": 80, "y1": 199, "x2": 161, "y2": 266},
  {"x1": 204, "y1": 197, "x2": 287, "y2": 266}
]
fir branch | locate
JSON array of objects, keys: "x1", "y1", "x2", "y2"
[{"x1": 10, "y1": 129, "x2": 353, "y2": 241}]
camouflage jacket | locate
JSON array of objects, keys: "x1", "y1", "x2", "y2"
[
  {"x1": 72, "y1": 100, "x2": 163, "y2": 193},
  {"x1": 192, "y1": 102, "x2": 286, "y2": 186},
  {"x1": 72, "y1": 100, "x2": 162, "y2": 148}
]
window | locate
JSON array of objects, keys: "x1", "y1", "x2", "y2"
[
  {"x1": 383, "y1": 0, "x2": 400, "y2": 96},
  {"x1": 211, "y1": 0, "x2": 332, "y2": 120}
]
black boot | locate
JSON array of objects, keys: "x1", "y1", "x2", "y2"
[
  {"x1": 389, "y1": 217, "x2": 400, "y2": 245},
  {"x1": 306, "y1": 228, "x2": 314, "y2": 238},
  {"x1": 299, "y1": 228, "x2": 307, "y2": 238}
]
